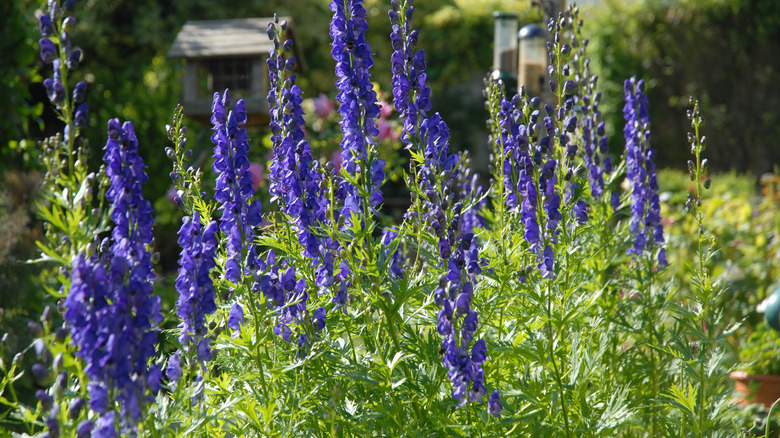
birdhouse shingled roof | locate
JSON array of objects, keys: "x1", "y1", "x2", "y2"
[{"x1": 168, "y1": 17, "x2": 289, "y2": 58}]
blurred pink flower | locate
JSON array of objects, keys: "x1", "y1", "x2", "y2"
[
  {"x1": 331, "y1": 150, "x2": 343, "y2": 172},
  {"x1": 377, "y1": 118, "x2": 399, "y2": 141},
  {"x1": 379, "y1": 100, "x2": 393, "y2": 118},
  {"x1": 248, "y1": 162, "x2": 264, "y2": 192},
  {"x1": 313, "y1": 93, "x2": 334, "y2": 119}
]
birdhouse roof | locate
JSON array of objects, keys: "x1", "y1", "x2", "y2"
[{"x1": 168, "y1": 17, "x2": 290, "y2": 58}]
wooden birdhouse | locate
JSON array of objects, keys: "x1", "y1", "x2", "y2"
[{"x1": 168, "y1": 17, "x2": 303, "y2": 127}]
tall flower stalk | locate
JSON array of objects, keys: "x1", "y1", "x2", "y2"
[
  {"x1": 174, "y1": 210, "x2": 219, "y2": 367},
  {"x1": 36, "y1": 0, "x2": 108, "y2": 265},
  {"x1": 263, "y1": 17, "x2": 329, "y2": 352},
  {"x1": 64, "y1": 119, "x2": 162, "y2": 435},
  {"x1": 623, "y1": 77, "x2": 665, "y2": 265},
  {"x1": 390, "y1": 0, "x2": 494, "y2": 411},
  {"x1": 330, "y1": 0, "x2": 385, "y2": 223}
]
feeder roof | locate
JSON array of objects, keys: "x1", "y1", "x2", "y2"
[{"x1": 168, "y1": 17, "x2": 289, "y2": 58}]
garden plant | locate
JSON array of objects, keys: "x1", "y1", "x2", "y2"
[{"x1": 0, "y1": 0, "x2": 748, "y2": 436}]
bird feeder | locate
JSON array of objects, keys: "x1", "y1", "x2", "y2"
[
  {"x1": 492, "y1": 12, "x2": 518, "y2": 77},
  {"x1": 168, "y1": 17, "x2": 303, "y2": 127},
  {"x1": 518, "y1": 23, "x2": 546, "y2": 97}
]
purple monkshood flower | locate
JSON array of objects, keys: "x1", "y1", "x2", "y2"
[
  {"x1": 312, "y1": 307, "x2": 327, "y2": 331},
  {"x1": 228, "y1": 303, "x2": 244, "y2": 337},
  {"x1": 175, "y1": 211, "x2": 219, "y2": 362},
  {"x1": 488, "y1": 390, "x2": 503, "y2": 417},
  {"x1": 211, "y1": 90, "x2": 263, "y2": 283},
  {"x1": 539, "y1": 245, "x2": 555, "y2": 279},
  {"x1": 623, "y1": 77, "x2": 665, "y2": 266},
  {"x1": 166, "y1": 353, "x2": 182, "y2": 381},
  {"x1": 64, "y1": 119, "x2": 162, "y2": 434},
  {"x1": 74, "y1": 102, "x2": 89, "y2": 127},
  {"x1": 573, "y1": 200, "x2": 589, "y2": 224},
  {"x1": 73, "y1": 80, "x2": 87, "y2": 104},
  {"x1": 76, "y1": 420, "x2": 94, "y2": 438}
]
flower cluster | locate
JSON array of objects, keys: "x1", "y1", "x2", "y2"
[
  {"x1": 211, "y1": 90, "x2": 263, "y2": 288},
  {"x1": 491, "y1": 87, "x2": 559, "y2": 266},
  {"x1": 175, "y1": 211, "x2": 219, "y2": 365},
  {"x1": 64, "y1": 119, "x2": 162, "y2": 434},
  {"x1": 257, "y1": 250, "x2": 327, "y2": 355},
  {"x1": 434, "y1": 222, "x2": 488, "y2": 406},
  {"x1": 623, "y1": 77, "x2": 665, "y2": 265},
  {"x1": 330, "y1": 0, "x2": 385, "y2": 216}
]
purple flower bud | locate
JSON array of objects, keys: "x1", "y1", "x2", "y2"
[
  {"x1": 565, "y1": 116, "x2": 577, "y2": 132},
  {"x1": 49, "y1": 1, "x2": 61, "y2": 19},
  {"x1": 66, "y1": 49, "x2": 82, "y2": 70},
  {"x1": 36, "y1": 389, "x2": 53, "y2": 411},
  {"x1": 39, "y1": 38, "x2": 57, "y2": 63},
  {"x1": 46, "y1": 416, "x2": 60, "y2": 437},
  {"x1": 63, "y1": 16, "x2": 76, "y2": 30},
  {"x1": 76, "y1": 420, "x2": 94, "y2": 438},
  {"x1": 69, "y1": 397, "x2": 85, "y2": 420},
  {"x1": 54, "y1": 371, "x2": 68, "y2": 392},
  {"x1": 266, "y1": 23, "x2": 276, "y2": 41},
  {"x1": 284, "y1": 56, "x2": 296, "y2": 72},
  {"x1": 39, "y1": 14, "x2": 55, "y2": 36},
  {"x1": 74, "y1": 103, "x2": 89, "y2": 128},
  {"x1": 611, "y1": 192, "x2": 620, "y2": 211},
  {"x1": 573, "y1": 200, "x2": 588, "y2": 224},
  {"x1": 32, "y1": 363, "x2": 51, "y2": 385}
]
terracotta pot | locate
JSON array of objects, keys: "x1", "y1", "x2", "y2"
[{"x1": 731, "y1": 370, "x2": 780, "y2": 410}]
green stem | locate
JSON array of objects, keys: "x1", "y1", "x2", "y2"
[{"x1": 545, "y1": 283, "x2": 572, "y2": 438}]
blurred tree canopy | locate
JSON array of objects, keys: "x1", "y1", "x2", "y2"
[
  {"x1": 0, "y1": 1, "x2": 43, "y2": 168},
  {"x1": 586, "y1": 0, "x2": 780, "y2": 175},
  {"x1": 6, "y1": 0, "x2": 779, "y2": 201},
  {"x1": 3, "y1": 0, "x2": 540, "y2": 201}
]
